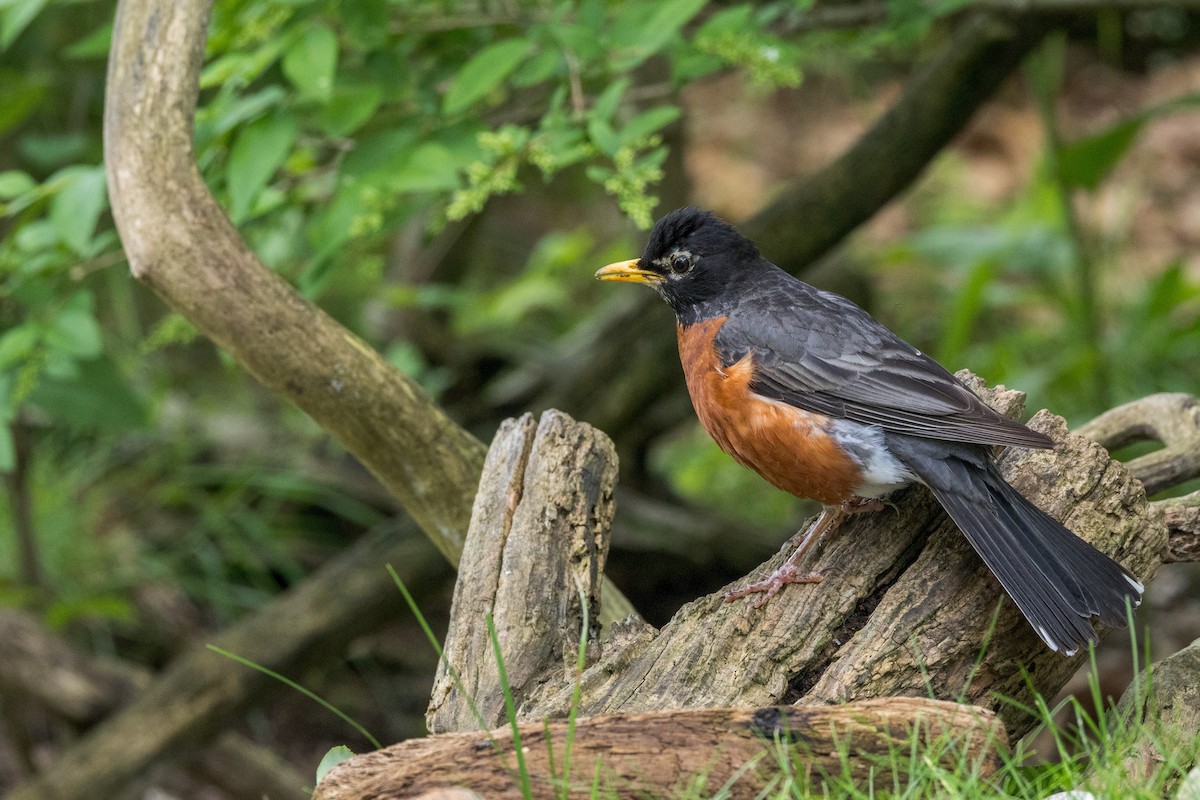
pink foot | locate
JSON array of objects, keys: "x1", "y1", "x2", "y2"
[{"x1": 724, "y1": 564, "x2": 825, "y2": 608}]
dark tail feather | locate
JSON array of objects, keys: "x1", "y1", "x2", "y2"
[{"x1": 922, "y1": 463, "x2": 1143, "y2": 656}]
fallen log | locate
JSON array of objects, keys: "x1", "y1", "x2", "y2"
[{"x1": 317, "y1": 698, "x2": 1007, "y2": 799}]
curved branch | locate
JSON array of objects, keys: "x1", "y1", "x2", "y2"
[
  {"x1": 742, "y1": 11, "x2": 1047, "y2": 266},
  {"x1": 104, "y1": 0, "x2": 479, "y2": 565},
  {"x1": 1076, "y1": 393, "x2": 1200, "y2": 495},
  {"x1": 1076, "y1": 393, "x2": 1200, "y2": 562},
  {"x1": 101, "y1": 0, "x2": 634, "y2": 623}
]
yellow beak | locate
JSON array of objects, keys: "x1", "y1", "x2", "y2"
[{"x1": 595, "y1": 258, "x2": 664, "y2": 285}]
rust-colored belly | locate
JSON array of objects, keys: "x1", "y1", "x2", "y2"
[{"x1": 677, "y1": 318, "x2": 862, "y2": 505}]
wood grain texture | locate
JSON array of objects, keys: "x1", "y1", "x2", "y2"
[
  {"x1": 1077, "y1": 393, "x2": 1200, "y2": 496},
  {"x1": 317, "y1": 698, "x2": 1007, "y2": 799},
  {"x1": 428, "y1": 412, "x2": 617, "y2": 733}
]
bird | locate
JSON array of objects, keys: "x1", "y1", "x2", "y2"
[{"x1": 595, "y1": 206, "x2": 1143, "y2": 656}]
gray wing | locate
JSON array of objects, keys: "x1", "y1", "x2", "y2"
[{"x1": 714, "y1": 283, "x2": 1052, "y2": 449}]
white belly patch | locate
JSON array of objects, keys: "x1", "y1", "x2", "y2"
[{"x1": 829, "y1": 419, "x2": 919, "y2": 498}]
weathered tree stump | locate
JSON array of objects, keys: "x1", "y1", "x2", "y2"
[
  {"x1": 428, "y1": 411, "x2": 617, "y2": 732},
  {"x1": 316, "y1": 383, "x2": 1200, "y2": 799}
]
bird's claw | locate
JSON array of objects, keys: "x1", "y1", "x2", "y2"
[{"x1": 724, "y1": 565, "x2": 825, "y2": 607}]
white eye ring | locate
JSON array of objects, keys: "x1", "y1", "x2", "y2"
[{"x1": 669, "y1": 253, "x2": 692, "y2": 274}]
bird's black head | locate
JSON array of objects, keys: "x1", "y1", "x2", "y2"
[{"x1": 595, "y1": 207, "x2": 763, "y2": 323}]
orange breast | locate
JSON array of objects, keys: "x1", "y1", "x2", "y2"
[{"x1": 676, "y1": 318, "x2": 862, "y2": 505}]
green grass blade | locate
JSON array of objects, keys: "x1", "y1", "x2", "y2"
[
  {"x1": 386, "y1": 563, "x2": 491, "y2": 732},
  {"x1": 207, "y1": 644, "x2": 381, "y2": 750},
  {"x1": 488, "y1": 612, "x2": 534, "y2": 800}
]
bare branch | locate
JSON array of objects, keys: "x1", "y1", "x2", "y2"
[
  {"x1": 743, "y1": 11, "x2": 1047, "y2": 267},
  {"x1": 104, "y1": 0, "x2": 479, "y2": 566},
  {"x1": 1076, "y1": 394, "x2": 1200, "y2": 496}
]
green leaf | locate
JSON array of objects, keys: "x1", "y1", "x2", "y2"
[
  {"x1": 586, "y1": 117, "x2": 618, "y2": 157},
  {"x1": 282, "y1": 24, "x2": 338, "y2": 102},
  {"x1": 608, "y1": 0, "x2": 706, "y2": 70},
  {"x1": 31, "y1": 357, "x2": 148, "y2": 433},
  {"x1": 1059, "y1": 94, "x2": 1200, "y2": 191},
  {"x1": 0, "y1": 325, "x2": 38, "y2": 369},
  {"x1": 45, "y1": 305, "x2": 102, "y2": 359},
  {"x1": 49, "y1": 166, "x2": 107, "y2": 256},
  {"x1": 341, "y1": 129, "x2": 419, "y2": 181},
  {"x1": 387, "y1": 142, "x2": 461, "y2": 193},
  {"x1": 200, "y1": 33, "x2": 294, "y2": 90},
  {"x1": 618, "y1": 105, "x2": 680, "y2": 146},
  {"x1": 315, "y1": 746, "x2": 356, "y2": 784},
  {"x1": 343, "y1": 0, "x2": 388, "y2": 48},
  {"x1": 195, "y1": 87, "x2": 286, "y2": 146},
  {"x1": 65, "y1": 21, "x2": 112, "y2": 59},
  {"x1": 318, "y1": 84, "x2": 383, "y2": 138},
  {"x1": 511, "y1": 47, "x2": 562, "y2": 88},
  {"x1": 443, "y1": 39, "x2": 531, "y2": 115},
  {"x1": 0, "y1": 69, "x2": 48, "y2": 136},
  {"x1": 550, "y1": 23, "x2": 603, "y2": 64},
  {"x1": 1058, "y1": 118, "x2": 1144, "y2": 192},
  {"x1": 0, "y1": 0, "x2": 47, "y2": 50},
  {"x1": 0, "y1": 426, "x2": 11, "y2": 472},
  {"x1": 227, "y1": 113, "x2": 297, "y2": 222},
  {"x1": 0, "y1": 169, "x2": 35, "y2": 199},
  {"x1": 590, "y1": 78, "x2": 628, "y2": 122}
]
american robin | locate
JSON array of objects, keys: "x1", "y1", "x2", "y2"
[{"x1": 596, "y1": 207, "x2": 1142, "y2": 656}]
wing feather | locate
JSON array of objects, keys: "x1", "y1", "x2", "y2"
[{"x1": 714, "y1": 278, "x2": 1052, "y2": 449}]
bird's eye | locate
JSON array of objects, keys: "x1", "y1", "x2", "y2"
[{"x1": 669, "y1": 253, "x2": 692, "y2": 274}]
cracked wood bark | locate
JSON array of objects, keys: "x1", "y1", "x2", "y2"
[
  {"x1": 319, "y1": 388, "x2": 1187, "y2": 798},
  {"x1": 428, "y1": 411, "x2": 617, "y2": 733},
  {"x1": 316, "y1": 699, "x2": 1007, "y2": 799},
  {"x1": 102, "y1": 0, "x2": 634, "y2": 628},
  {"x1": 497, "y1": 376, "x2": 1167, "y2": 741}
]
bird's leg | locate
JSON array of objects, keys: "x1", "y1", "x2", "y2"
[
  {"x1": 842, "y1": 496, "x2": 890, "y2": 515},
  {"x1": 724, "y1": 504, "x2": 846, "y2": 606}
]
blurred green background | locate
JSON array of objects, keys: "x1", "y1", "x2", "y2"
[{"x1": 2, "y1": 0, "x2": 1200, "y2": 794}]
